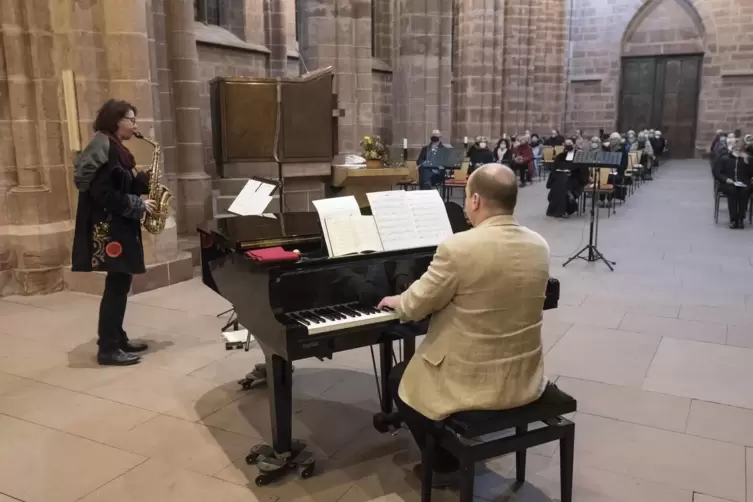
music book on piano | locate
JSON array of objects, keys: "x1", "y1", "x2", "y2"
[
  {"x1": 228, "y1": 178, "x2": 278, "y2": 216},
  {"x1": 312, "y1": 196, "x2": 362, "y2": 254},
  {"x1": 367, "y1": 190, "x2": 453, "y2": 251},
  {"x1": 323, "y1": 215, "x2": 384, "y2": 256}
]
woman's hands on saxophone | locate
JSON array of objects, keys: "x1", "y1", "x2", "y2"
[{"x1": 144, "y1": 199, "x2": 158, "y2": 215}]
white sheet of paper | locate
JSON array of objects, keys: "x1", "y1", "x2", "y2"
[
  {"x1": 734, "y1": 181, "x2": 747, "y2": 188},
  {"x1": 312, "y1": 196, "x2": 361, "y2": 253},
  {"x1": 367, "y1": 191, "x2": 421, "y2": 251},
  {"x1": 228, "y1": 179, "x2": 275, "y2": 216},
  {"x1": 323, "y1": 215, "x2": 384, "y2": 257},
  {"x1": 566, "y1": 151, "x2": 575, "y2": 161},
  {"x1": 353, "y1": 216, "x2": 384, "y2": 253},
  {"x1": 222, "y1": 329, "x2": 254, "y2": 344},
  {"x1": 406, "y1": 190, "x2": 454, "y2": 247}
]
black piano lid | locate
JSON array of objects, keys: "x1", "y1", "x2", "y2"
[{"x1": 205, "y1": 212, "x2": 322, "y2": 251}]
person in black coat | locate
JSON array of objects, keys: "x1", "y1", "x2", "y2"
[
  {"x1": 467, "y1": 136, "x2": 495, "y2": 176},
  {"x1": 713, "y1": 138, "x2": 753, "y2": 229},
  {"x1": 547, "y1": 139, "x2": 586, "y2": 217},
  {"x1": 72, "y1": 99, "x2": 158, "y2": 366},
  {"x1": 544, "y1": 129, "x2": 565, "y2": 147},
  {"x1": 416, "y1": 129, "x2": 446, "y2": 189}
]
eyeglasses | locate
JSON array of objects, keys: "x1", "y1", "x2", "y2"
[{"x1": 123, "y1": 116, "x2": 136, "y2": 124}]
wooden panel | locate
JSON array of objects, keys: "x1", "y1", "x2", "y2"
[
  {"x1": 221, "y1": 81, "x2": 278, "y2": 162},
  {"x1": 280, "y1": 74, "x2": 334, "y2": 161},
  {"x1": 619, "y1": 58, "x2": 656, "y2": 132}
]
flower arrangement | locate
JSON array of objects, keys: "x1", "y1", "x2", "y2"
[{"x1": 360, "y1": 135, "x2": 387, "y2": 161}]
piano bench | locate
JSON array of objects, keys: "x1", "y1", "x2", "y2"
[{"x1": 420, "y1": 383, "x2": 577, "y2": 502}]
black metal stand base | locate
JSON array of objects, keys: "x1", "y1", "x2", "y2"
[
  {"x1": 246, "y1": 439, "x2": 315, "y2": 485},
  {"x1": 563, "y1": 244, "x2": 615, "y2": 271}
]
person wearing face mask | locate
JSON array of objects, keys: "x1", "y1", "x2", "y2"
[
  {"x1": 635, "y1": 132, "x2": 654, "y2": 179},
  {"x1": 651, "y1": 130, "x2": 667, "y2": 166},
  {"x1": 416, "y1": 129, "x2": 446, "y2": 189},
  {"x1": 468, "y1": 136, "x2": 495, "y2": 176},
  {"x1": 589, "y1": 136, "x2": 602, "y2": 151},
  {"x1": 547, "y1": 140, "x2": 584, "y2": 217},
  {"x1": 625, "y1": 130, "x2": 637, "y2": 151},
  {"x1": 574, "y1": 130, "x2": 587, "y2": 151},
  {"x1": 494, "y1": 138, "x2": 513, "y2": 165},
  {"x1": 713, "y1": 135, "x2": 753, "y2": 229},
  {"x1": 530, "y1": 134, "x2": 544, "y2": 179},
  {"x1": 544, "y1": 129, "x2": 565, "y2": 147},
  {"x1": 607, "y1": 132, "x2": 629, "y2": 200},
  {"x1": 512, "y1": 135, "x2": 534, "y2": 186}
]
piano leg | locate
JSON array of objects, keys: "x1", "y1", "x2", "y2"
[
  {"x1": 379, "y1": 341, "x2": 394, "y2": 415},
  {"x1": 245, "y1": 354, "x2": 315, "y2": 485}
]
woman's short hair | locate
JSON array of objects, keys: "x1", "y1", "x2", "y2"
[{"x1": 93, "y1": 99, "x2": 137, "y2": 134}]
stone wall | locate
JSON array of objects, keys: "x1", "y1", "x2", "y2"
[
  {"x1": 372, "y1": 70, "x2": 393, "y2": 145},
  {"x1": 566, "y1": 0, "x2": 753, "y2": 152}
]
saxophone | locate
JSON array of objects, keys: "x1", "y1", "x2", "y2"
[{"x1": 134, "y1": 132, "x2": 173, "y2": 234}]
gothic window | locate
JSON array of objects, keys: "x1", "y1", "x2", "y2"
[{"x1": 194, "y1": 0, "x2": 221, "y2": 25}]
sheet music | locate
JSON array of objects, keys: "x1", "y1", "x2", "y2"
[
  {"x1": 323, "y1": 215, "x2": 384, "y2": 257},
  {"x1": 367, "y1": 191, "x2": 421, "y2": 251},
  {"x1": 312, "y1": 196, "x2": 362, "y2": 253},
  {"x1": 367, "y1": 190, "x2": 452, "y2": 251},
  {"x1": 406, "y1": 190, "x2": 454, "y2": 247},
  {"x1": 228, "y1": 179, "x2": 276, "y2": 216}
]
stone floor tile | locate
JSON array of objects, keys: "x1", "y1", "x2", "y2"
[
  {"x1": 747, "y1": 448, "x2": 752, "y2": 502},
  {"x1": 105, "y1": 414, "x2": 250, "y2": 476},
  {"x1": 685, "y1": 400, "x2": 753, "y2": 447},
  {"x1": 618, "y1": 312, "x2": 727, "y2": 344},
  {"x1": 77, "y1": 458, "x2": 274, "y2": 502},
  {"x1": 541, "y1": 321, "x2": 572, "y2": 353},
  {"x1": 643, "y1": 338, "x2": 753, "y2": 410},
  {"x1": 679, "y1": 305, "x2": 753, "y2": 329},
  {"x1": 0, "y1": 414, "x2": 144, "y2": 502},
  {"x1": 573, "y1": 413, "x2": 746, "y2": 501},
  {"x1": 545, "y1": 324, "x2": 661, "y2": 388},
  {"x1": 0, "y1": 380, "x2": 156, "y2": 444},
  {"x1": 0, "y1": 371, "x2": 32, "y2": 396},
  {"x1": 556, "y1": 377, "x2": 691, "y2": 432},
  {"x1": 693, "y1": 494, "x2": 737, "y2": 502},
  {"x1": 580, "y1": 296, "x2": 681, "y2": 319},
  {"x1": 543, "y1": 304, "x2": 626, "y2": 330},
  {"x1": 725, "y1": 325, "x2": 753, "y2": 350}
]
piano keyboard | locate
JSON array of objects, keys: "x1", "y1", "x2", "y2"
[{"x1": 286, "y1": 303, "x2": 399, "y2": 335}]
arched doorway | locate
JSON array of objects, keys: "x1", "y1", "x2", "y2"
[{"x1": 617, "y1": 0, "x2": 705, "y2": 158}]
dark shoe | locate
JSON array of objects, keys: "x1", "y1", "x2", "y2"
[
  {"x1": 412, "y1": 463, "x2": 460, "y2": 488},
  {"x1": 730, "y1": 221, "x2": 739, "y2": 229},
  {"x1": 98, "y1": 349, "x2": 141, "y2": 366},
  {"x1": 121, "y1": 341, "x2": 148, "y2": 353},
  {"x1": 739, "y1": 220, "x2": 745, "y2": 229}
]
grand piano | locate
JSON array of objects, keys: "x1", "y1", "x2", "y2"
[{"x1": 198, "y1": 204, "x2": 560, "y2": 485}]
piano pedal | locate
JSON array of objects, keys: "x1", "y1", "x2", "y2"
[{"x1": 247, "y1": 440, "x2": 315, "y2": 485}]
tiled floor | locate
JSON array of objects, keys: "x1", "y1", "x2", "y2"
[{"x1": 1, "y1": 159, "x2": 752, "y2": 502}]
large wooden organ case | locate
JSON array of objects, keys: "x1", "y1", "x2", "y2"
[{"x1": 210, "y1": 67, "x2": 336, "y2": 209}]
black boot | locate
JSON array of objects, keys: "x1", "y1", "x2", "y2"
[
  {"x1": 729, "y1": 220, "x2": 739, "y2": 229},
  {"x1": 739, "y1": 219, "x2": 745, "y2": 229},
  {"x1": 120, "y1": 329, "x2": 148, "y2": 353},
  {"x1": 98, "y1": 349, "x2": 141, "y2": 366}
]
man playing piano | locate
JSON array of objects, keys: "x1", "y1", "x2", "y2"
[{"x1": 378, "y1": 163, "x2": 551, "y2": 486}]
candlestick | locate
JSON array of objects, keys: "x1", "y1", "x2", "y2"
[
  {"x1": 464, "y1": 136, "x2": 468, "y2": 145},
  {"x1": 403, "y1": 138, "x2": 408, "y2": 149}
]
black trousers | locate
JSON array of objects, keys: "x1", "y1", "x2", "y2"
[
  {"x1": 388, "y1": 362, "x2": 460, "y2": 473},
  {"x1": 719, "y1": 184, "x2": 751, "y2": 222},
  {"x1": 97, "y1": 272, "x2": 133, "y2": 351},
  {"x1": 513, "y1": 163, "x2": 528, "y2": 185}
]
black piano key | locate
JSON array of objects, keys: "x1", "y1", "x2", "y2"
[
  {"x1": 324, "y1": 307, "x2": 347, "y2": 320},
  {"x1": 301, "y1": 311, "x2": 324, "y2": 323},
  {"x1": 333, "y1": 305, "x2": 357, "y2": 318},
  {"x1": 313, "y1": 309, "x2": 336, "y2": 321},
  {"x1": 290, "y1": 313, "x2": 310, "y2": 325},
  {"x1": 342, "y1": 304, "x2": 363, "y2": 316}
]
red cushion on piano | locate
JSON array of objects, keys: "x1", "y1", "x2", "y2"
[{"x1": 245, "y1": 247, "x2": 300, "y2": 263}]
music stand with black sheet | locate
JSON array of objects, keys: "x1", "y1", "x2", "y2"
[{"x1": 562, "y1": 150, "x2": 622, "y2": 271}]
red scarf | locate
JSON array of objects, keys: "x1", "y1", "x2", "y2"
[{"x1": 104, "y1": 133, "x2": 135, "y2": 171}]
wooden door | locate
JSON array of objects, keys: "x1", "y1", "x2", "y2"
[{"x1": 618, "y1": 55, "x2": 702, "y2": 158}]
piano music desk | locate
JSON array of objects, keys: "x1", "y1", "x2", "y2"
[{"x1": 330, "y1": 166, "x2": 410, "y2": 207}]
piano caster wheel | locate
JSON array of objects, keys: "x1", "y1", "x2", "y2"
[{"x1": 251, "y1": 440, "x2": 313, "y2": 485}]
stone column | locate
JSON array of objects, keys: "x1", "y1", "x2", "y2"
[
  {"x1": 266, "y1": 0, "x2": 288, "y2": 77},
  {"x1": 453, "y1": 0, "x2": 506, "y2": 140},
  {"x1": 165, "y1": 0, "x2": 212, "y2": 235},
  {"x1": 299, "y1": 0, "x2": 373, "y2": 153},
  {"x1": 393, "y1": 0, "x2": 453, "y2": 151},
  {"x1": 1, "y1": 0, "x2": 72, "y2": 295}
]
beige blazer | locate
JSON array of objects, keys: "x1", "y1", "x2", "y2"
[{"x1": 396, "y1": 214, "x2": 550, "y2": 421}]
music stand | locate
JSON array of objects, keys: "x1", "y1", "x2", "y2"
[{"x1": 562, "y1": 150, "x2": 622, "y2": 271}]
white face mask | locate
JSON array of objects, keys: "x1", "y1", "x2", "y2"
[
  {"x1": 479, "y1": 142, "x2": 487, "y2": 149},
  {"x1": 591, "y1": 143, "x2": 600, "y2": 149}
]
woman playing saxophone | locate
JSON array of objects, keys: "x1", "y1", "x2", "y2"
[{"x1": 71, "y1": 99, "x2": 157, "y2": 366}]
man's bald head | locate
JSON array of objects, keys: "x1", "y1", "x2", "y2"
[{"x1": 467, "y1": 163, "x2": 518, "y2": 215}]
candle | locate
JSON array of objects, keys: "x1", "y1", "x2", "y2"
[
  {"x1": 403, "y1": 138, "x2": 408, "y2": 149},
  {"x1": 464, "y1": 136, "x2": 468, "y2": 144}
]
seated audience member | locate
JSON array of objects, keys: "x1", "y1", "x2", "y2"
[
  {"x1": 713, "y1": 136, "x2": 753, "y2": 229},
  {"x1": 416, "y1": 129, "x2": 446, "y2": 189},
  {"x1": 547, "y1": 139, "x2": 585, "y2": 217},
  {"x1": 651, "y1": 130, "x2": 667, "y2": 165},
  {"x1": 494, "y1": 138, "x2": 513, "y2": 165},
  {"x1": 710, "y1": 129, "x2": 724, "y2": 163},
  {"x1": 466, "y1": 136, "x2": 482, "y2": 159},
  {"x1": 589, "y1": 136, "x2": 602, "y2": 151},
  {"x1": 378, "y1": 163, "x2": 550, "y2": 485},
  {"x1": 625, "y1": 130, "x2": 637, "y2": 151},
  {"x1": 512, "y1": 135, "x2": 534, "y2": 187},
  {"x1": 544, "y1": 129, "x2": 565, "y2": 146},
  {"x1": 635, "y1": 131, "x2": 654, "y2": 179},
  {"x1": 531, "y1": 134, "x2": 544, "y2": 178},
  {"x1": 468, "y1": 136, "x2": 495, "y2": 176},
  {"x1": 574, "y1": 130, "x2": 587, "y2": 150},
  {"x1": 608, "y1": 132, "x2": 629, "y2": 199}
]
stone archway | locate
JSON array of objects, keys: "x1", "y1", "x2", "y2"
[{"x1": 618, "y1": 0, "x2": 707, "y2": 157}]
